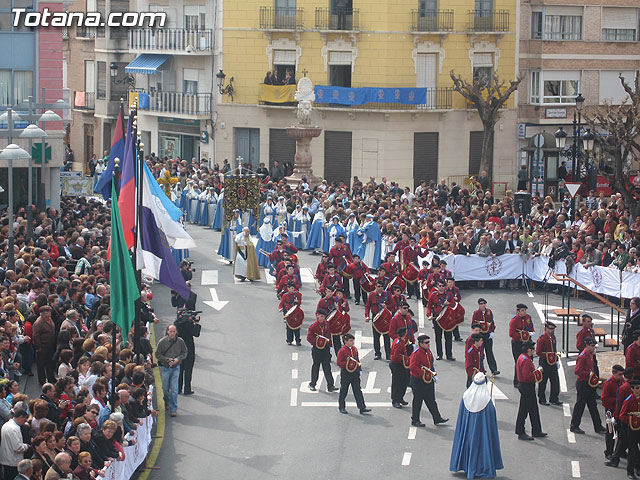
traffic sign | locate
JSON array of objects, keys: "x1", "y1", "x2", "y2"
[{"x1": 565, "y1": 182, "x2": 581, "y2": 198}]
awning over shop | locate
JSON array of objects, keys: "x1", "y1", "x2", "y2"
[{"x1": 125, "y1": 54, "x2": 170, "y2": 74}]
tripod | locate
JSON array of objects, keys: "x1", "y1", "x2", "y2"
[{"x1": 513, "y1": 255, "x2": 533, "y2": 297}]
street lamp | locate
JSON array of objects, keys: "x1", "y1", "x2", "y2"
[
  {"x1": 554, "y1": 127, "x2": 567, "y2": 150},
  {"x1": 38, "y1": 110, "x2": 61, "y2": 212},
  {"x1": 582, "y1": 128, "x2": 595, "y2": 153},
  {"x1": 110, "y1": 62, "x2": 136, "y2": 88},
  {"x1": 216, "y1": 69, "x2": 234, "y2": 100},
  {"x1": 0, "y1": 143, "x2": 31, "y2": 270},
  {"x1": 20, "y1": 124, "x2": 46, "y2": 238}
]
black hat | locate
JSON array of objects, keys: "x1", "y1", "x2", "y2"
[
  {"x1": 327, "y1": 263, "x2": 336, "y2": 269},
  {"x1": 471, "y1": 323, "x2": 482, "y2": 330},
  {"x1": 335, "y1": 288, "x2": 345, "y2": 293},
  {"x1": 583, "y1": 337, "x2": 596, "y2": 346},
  {"x1": 399, "y1": 302, "x2": 409, "y2": 308},
  {"x1": 343, "y1": 333, "x2": 355, "y2": 341},
  {"x1": 317, "y1": 308, "x2": 328, "y2": 317},
  {"x1": 477, "y1": 298, "x2": 487, "y2": 304},
  {"x1": 631, "y1": 380, "x2": 640, "y2": 387},
  {"x1": 545, "y1": 321, "x2": 556, "y2": 329},
  {"x1": 516, "y1": 303, "x2": 528, "y2": 310}
]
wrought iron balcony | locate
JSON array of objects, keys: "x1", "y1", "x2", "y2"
[
  {"x1": 259, "y1": 6, "x2": 303, "y2": 30},
  {"x1": 314, "y1": 87, "x2": 453, "y2": 111},
  {"x1": 315, "y1": 8, "x2": 359, "y2": 31},
  {"x1": 411, "y1": 10, "x2": 454, "y2": 32},
  {"x1": 73, "y1": 92, "x2": 95, "y2": 110},
  {"x1": 136, "y1": 90, "x2": 211, "y2": 116},
  {"x1": 467, "y1": 10, "x2": 510, "y2": 32},
  {"x1": 129, "y1": 29, "x2": 213, "y2": 52}
]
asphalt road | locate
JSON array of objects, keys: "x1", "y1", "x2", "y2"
[{"x1": 148, "y1": 223, "x2": 623, "y2": 480}]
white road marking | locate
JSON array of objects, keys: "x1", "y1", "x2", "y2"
[
  {"x1": 567, "y1": 361, "x2": 576, "y2": 366},
  {"x1": 490, "y1": 384, "x2": 508, "y2": 401},
  {"x1": 571, "y1": 461, "x2": 581, "y2": 478},
  {"x1": 401, "y1": 452, "x2": 412, "y2": 466},
  {"x1": 563, "y1": 403, "x2": 571, "y2": 417},
  {"x1": 567, "y1": 429, "x2": 576, "y2": 443},
  {"x1": 201, "y1": 270, "x2": 218, "y2": 285},
  {"x1": 527, "y1": 291, "x2": 534, "y2": 298},
  {"x1": 202, "y1": 288, "x2": 229, "y2": 311},
  {"x1": 217, "y1": 258, "x2": 230, "y2": 265},
  {"x1": 558, "y1": 360, "x2": 568, "y2": 393},
  {"x1": 418, "y1": 300, "x2": 425, "y2": 329},
  {"x1": 264, "y1": 269, "x2": 275, "y2": 284},
  {"x1": 300, "y1": 267, "x2": 315, "y2": 285},
  {"x1": 291, "y1": 369, "x2": 298, "y2": 379},
  {"x1": 359, "y1": 348, "x2": 373, "y2": 360},
  {"x1": 355, "y1": 330, "x2": 363, "y2": 349},
  {"x1": 290, "y1": 388, "x2": 297, "y2": 407},
  {"x1": 292, "y1": 353, "x2": 298, "y2": 361},
  {"x1": 408, "y1": 426, "x2": 417, "y2": 440},
  {"x1": 300, "y1": 401, "x2": 392, "y2": 407},
  {"x1": 362, "y1": 372, "x2": 381, "y2": 394}
]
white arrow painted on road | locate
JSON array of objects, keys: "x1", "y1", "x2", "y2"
[{"x1": 203, "y1": 287, "x2": 229, "y2": 311}]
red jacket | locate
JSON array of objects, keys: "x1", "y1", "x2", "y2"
[
  {"x1": 620, "y1": 393, "x2": 640, "y2": 427},
  {"x1": 364, "y1": 291, "x2": 386, "y2": 319},
  {"x1": 329, "y1": 244, "x2": 353, "y2": 271},
  {"x1": 278, "y1": 291, "x2": 302, "y2": 312},
  {"x1": 336, "y1": 345, "x2": 360, "y2": 371},
  {"x1": 601, "y1": 376, "x2": 621, "y2": 411},
  {"x1": 418, "y1": 267, "x2": 430, "y2": 282},
  {"x1": 465, "y1": 344, "x2": 485, "y2": 378},
  {"x1": 509, "y1": 314, "x2": 534, "y2": 342},
  {"x1": 380, "y1": 261, "x2": 400, "y2": 277},
  {"x1": 409, "y1": 346, "x2": 434, "y2": 379},
  {"x1": 386, "y1": 292, "x2": 405, "y2": 314},
  {"x1": 320, "y1": 274, "x2": 343, "y2": 294},
  {"x1": 615, "y1": 381, "x2": 632, "y2": 419},
  {"x1": 276, "y1": 274, "x2": 301, "y2": 293},
  {"x1": 472, "y1": 308, "x2": 495, "y2": 334},
  {"x1": 402, "y1": 245, "x2": 425, "y2": 266},
  {"x1": 307, "y1": 320, "x2": 332, "y2": 348},
  {"x1": 576, "y1": 326, "x2": 595, "y2": 352},
  {"x1": 536, "y1": 332, "x2": 557, "y2": 365},
  {"x1": 315, "y1": 262, "x2": 328, "y2": 283},
  {"x1": 446, "y1": 286, "x2": 461, "y2": 304},
  {"x1": 574, "y1": 350, "x2": 594, "y2": 381},
  {"x1": 426, "y1": 290, "x2": 447, "y2": 318},
  {"x1": 516, "y1": 353, "x2": 536, "y2": 384},
  {"x1": 343, "y1": 261, "x2": 368, "y2": 280},
  {"x1": 390, "y1": 336, "x2": 411, "y2": 365},
  {"x1": 389, "y1": 312, "x2": 415, "y2": 343},
  {"x1": 316, "y1": 297, "x2": 336, "y2": 316},
  {"x1": 626, "y1": 342, "x2": 640, "y2": 378}
]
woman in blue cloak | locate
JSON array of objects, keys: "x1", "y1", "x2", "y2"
[
  {"x1": 211, "y1": 189, "x2": 224, "y2": 231},
  {"x1": 324, "y1": 216, "x2": 345, "y2": 253},
  {"x1": 305, "y1": 208, "x2": 325, "y2": 250},
  {"x1": 218, "y1": 209, "x2": 243, "y2": 262}
]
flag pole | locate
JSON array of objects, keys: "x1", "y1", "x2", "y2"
[
  {"x1": 131, "y1": 103, "x2": 143, "y2": 358},
  {"x1": 111, "y1": 157, "x2": 121, "y2": 412}
]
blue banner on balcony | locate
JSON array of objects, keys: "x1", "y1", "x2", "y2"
[
  {"x1": 139, "y1": 92, "x2": 149, "y2": 110},
  {"x1": 314, "y1": 86, "x2": 427, "y2": 105}
]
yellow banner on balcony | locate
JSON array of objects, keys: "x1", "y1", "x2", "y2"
[
  {"x1": 258, "y1": 84, "x2": 296, "y2": 104},
  {"x1": 128, "y1": 91, "x2": 140, "y2": 109}
]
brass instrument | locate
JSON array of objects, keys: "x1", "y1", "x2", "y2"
[
  {"x1": 346, "y1": 356, "x2": 362, "y2": 373},
  {"x1": 606, "y1": 410, "x2": 617, "y2": 440}
]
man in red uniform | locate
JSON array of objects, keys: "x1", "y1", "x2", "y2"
[
  {"x1": 607, "y1": 367, "x2": 636, "y2": 468},
  {"x1": 276, "y1": 265, "x2": 301, "y2": 296},
  {"x1": 535, "y1": 321, "x2": 561, "y2": 406},
  {"x1": 418, "y1": 260, "x2": 430, "y2": 307},
  {"x1": 570, "y1": 337, "x2": 607, "y2": 434},
  {"x1": 386, "y1": 284, "x2": 406, "y2": 315},
  {"x1": 328, "y1": 288, "x2": 350, "y2": 354},
  {"x1": 329, "y1": 235, "x2": 353, "y2": 298},
  {"x1": 472, "y1": 298, "x2": 499, "y2": 375},
  {"x1": 316, "y1": 286, "x2": 336, "y2": 316},
  {"x1": 343, "y1": 254, "x2": 369, "y2": 305},
  {"x1": 425, "y1": 263, "x2": 443, "y2": 294},
  {"x1": 380, "y1": 252, "x2": 400, "y2": 278},
  {"x1": 427, "y1": 281, "x2": 454, "y2": 361},
  {"x1": 319, "y1": 264, "x2": 343, "y2": 296},
  {"x1": 465, "y1": 324, "x2": 483, "y2": 352},
  {"x1": 515, "y1": 341, "x2": 546, "y2": 440},
  {"x1": 376, "y1": 265, "x2": 390, "y2": 289},
  {"x1": 577, "y1": 313, "x2": 600, "y2": 377},
  {"x1": 389, "y1": 327, "x2": 412, "y2": 408},
  {"x1": 446, "y1": 277, "x2": 463, "y2": 342},
  {"x1": 306, "y1": 309, "x2": 338, "y2": 393},
  {"x1": 279, "y1": 232, "x2": 298, "y2": 255},
  {"x1": 618, "y1": 380, "x2": 640, "y2": 478},
  {"x1": 336, "y1": 333, "x2": 371, "y2": 415},
  {"x1": 626, "y1": 332, "x2": 640, "y2": 379},
  {"x1": 389, "y1": 303, "x2": 416, "y2": 343},
  {"x1": 509, "y1": 304, "x2": 535, "y2": 387},
  {"x1": 465, "y1": 334, "x2": 485, "y2": 387},
  {"x1": 402, "y1": 237, "x2": 425, "y2": 300},
  {"x1": 365, "y1": 281, "x2": 390, "y2": 360},
  {"x1": 314, "y1": 253, "x2": 330, "y2": 286},
  {"x1": 601, "y1": 364, "x2": 624, "y2": 460},
  {"x1": 278, "y1": 283, "x2": 303, "y2": 346},
  {"x1": 409, "y1": 334, "x2": 448, "y2": 427}
]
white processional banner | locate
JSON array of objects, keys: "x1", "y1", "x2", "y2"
[{"x1": 452, "y1": 254, "x2": 522, "y2": 281}]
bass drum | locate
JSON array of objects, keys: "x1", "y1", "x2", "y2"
[
  {"x1": 327, "y1": 309, "x2": 347, "y2": 335},
  {"x1": 360, "y1": 273, "x2": 376, "y2": 294},
  {"x1": 401, "y1": 263, "x2": 419, "y2": 284},
  {"x1": 435, "y1": 303, "x2": 462, "y2": 332},
  {"x1": 284, "y1": 305, "x2": 304, "y2": 330},
  {"x1": 387, "y1": 275, "x2": 406, "y2": 293},
  {"x1": 373, "y1": 307, "x2": 392, "y2": 335}
]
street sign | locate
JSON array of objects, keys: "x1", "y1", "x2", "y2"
[{"x1": 565, "y1": 182, "x2": 581, "y2": 198}]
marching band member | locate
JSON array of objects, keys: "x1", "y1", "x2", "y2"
[
  {"x1": 315, "y1": 253, "x2": 330, "y2": 286},
  {"x1": 402, "y1": 237, "x2": 426, "y2": 300},
  {"x1": 276, "y1": 264, "x2": 301, "y2": 297},
  {"x1": 278, "y1": 283, "x2": 303, "y2": 346},
  {"x1": 628, "y1": 333, "x2": 640, "y2": 380},
  {"x1": 320, "y1": 263, "x2": 343, "y2": 296},
  {"x1": 316, "y1": 286, "x2": 336, "y2": 315},
  {"x1": 465, "y1": 334, "x2": 485, "y2": 387},
  {"x1": 536, "y1": 322, "x2": 561, "y2": 406},
  {"x1": 389, "y1": 303, "x2": 416, "y2": 343},
  {"x1": 425, "y1": 263, "x2": 444, "y2": 293},
  {"x1": 343, "y1": 254, "x2": 369, "y2": 305},
  {"x1": 307, "y1": 309, "x2": 338, "y2": 393},
  {"x1": 570, "y1": 337, "x2": 607, "y2": 435},
  {"x1": 606, "y1": 367, "x2": 634, "y2": 468},
  {"x1": 380, "y1": 252, "x2": 400, "y2": 279},
  {"x1": 446, "y1": 277, "x2": 463, "y2": 342},
  {"x1": 472, "y1": 298, "x2": 499, "y2": 375},
  {"x1": 515, "y1": 341, "x2": 546, "y2": 440},
  {"x1": 328, "y1": 288, "x2": 350, "y2": 354},
  {"x1": 578, "y1": 314, "x2": 600, "y2": 377},
  {"x1": 336, "y1": 333, "x2": 371, "y2": 415},
  {"x1": 427, "y1": 281, "x2": 454, "y2": 361},
  {"x1": 365, "y1": 281, "x2": 391, "y2": 360},
  {"x1": 329, "y1": 235, "x2": 354, "y2": 298},
  {"x1": 509, "y1": 304, "x2": 535, "y2": 387},
  {"x1": 618, "y1": 380, "x2": 640, "y2": 479},
  {"x1": 409, "y1": 334, "x2": 449, "y2": 427},
  {"x1": 386, "y1": 284, "x2": 406, "y2": 316},
  {"x1": 601, "y1": 364, "x2": 624, "y2": 461},
  {"x1": 390, "y1": 327, "x2": 412, "y2": 408},
  {"x1": 376, "y1": 265, "x2": 390, "y2": 289},
  {"x1": 418, "y1": 260, "x2": 431, "y2": 307},
  {"x1": 465, "y1": 323, "x2": 483, "y2": 352}
]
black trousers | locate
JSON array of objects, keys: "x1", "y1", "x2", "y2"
[
  {"x1": 604, "y1": 408, "x2": 616, "y2": 457},
  {"x1": 332, "y1": 334, "x2": 343, "y2": 356},
  {"x1": 286, "y1": 326, "x2": 301, "y2": 343},
  {"x1": 482, "y1": 334, "x2": 498, "y2": 373},
  {"x1": 2, "y1": 465, "x2": 17, "y2": 480},
  {"x1": 515, "y1": 382, "x2": 543, "y2": 435},
  {"x1": 389, "y1": 361, "x2": 409, "y2": 403},
  {"x1": 352, "y1": 279, "x2": 367, "y2": 304},
  {"x1": 538, "y1": 360, "x2": 560, "y2": 403},
  {"x1": 410, "y1": 376, "x2": 442, "y2": 423},
  {"x1": 612, "y1": 422, "x2": 630, "y2": 462},
  {"x1": 629, "y1": 429, "x2": 640, "y2": 475},
  {"x1": 373, "y1": 327, "x2": 390, "y2": 359},
  {"x1": 343, "y1": 276, "x2": 351, "y2": 298},
  {"x1": 570, "y1": 380, "x2": 602, "y2": 430},
  {"x1": 407, "y1": 282, "x2": 420, "y2": 299},
  {"x1": 36, "y1": 349, "x2": 56, "y2": 385},
  {"x1": 453, "y1": 326, "x2": 461, "y2": 341},
  {"x1": 511, "y1": 340, "x2": 523, "y2": 386},
  {"x1": 338, "y1": 369, "x2": 366, "y2": 410},
  {"x1": 179, "y1": 353, "x2": 195, "y2": 392},
  {"x1": 433, "y1": 322, "x2": 453, "y2": 359},
  {"x1": 310, "y1": 346, "x2": 334, "y2": 389}
]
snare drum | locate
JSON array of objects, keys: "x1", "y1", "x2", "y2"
[
  {"x1": 373, "y1": 307, "x2": 392, "y2": 334},
  {"x1": 284, "y1": 305, "x2": 304, "y2": 330},
  {"x1": 401, "y1": 263, "x2": 419, "y2": 283},
  {"x1": 327, "y1": 309, "x2": 347, "y2": 335},
  {"x1": 435, "y1": 303, "x2": 461, "y2": 332}
]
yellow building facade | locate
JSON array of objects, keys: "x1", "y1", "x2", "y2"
[{"x1": 216, "y1": 0, "x2": 520, "y2": 188}]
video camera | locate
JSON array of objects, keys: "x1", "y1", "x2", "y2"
[{"x1": 176, "y1": 309, "x2": 202, "y2": 323}]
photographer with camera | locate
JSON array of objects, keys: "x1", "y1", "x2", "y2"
[
  {"x1": 180, "y1": 260, "x2": 195, "y2": 282},
  {"x1": 174, "y1": 309, "x2": 201, "y2": 395},
  {"x1": 171, "y1": 282, "x2": 197, "y2": 311}
]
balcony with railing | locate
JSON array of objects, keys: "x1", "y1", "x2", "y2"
[
  {"x1": 73, "y1": 92, "x2": 95, "y2": 111},
  {"x1": 129, "y1": 29, "x2": 213, "y2": 53},
  {"x1": 259, "y1": 6, "x2": 303, "y2": 30},
  {"x1": 411, "y1": 10, "x2": 454, "y2": 32},
  {"x1": 313, "y1": 86, "x2": 453, "y2": 111},
  {"x1": 136, "y1": 90, "x2": 211, "y2": 116},
  {"x1": 76, "y1": 26, "x2": 96, "y2": 39},
  {"x1": 315, "y1": 8, "x2": 359, "y2": 31},
  {"x1": 466, "y1": 10, "x2": 510, "y2": 32}
]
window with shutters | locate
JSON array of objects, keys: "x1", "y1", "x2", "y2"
[
  {"x1": 602, "y1": 7, "x2": 638, "y2": 42},
  {"x1": 96, "y1": 0, "x2": 105, "y2": 37},
  {"x1": 183, "y1": 68, "x2": 200, "y2": 94},
  {"x1": 531, "y1": 6, "x2": 583, "y2": 41},
  {"x1": 530, "y1": 71, "x2": 580, "y2": 105},
  {"x1": 184, "y1": 6, "x2": 206, "y2": 30},
  {"x1": 328, "y1": 50, "x2": 352, "y2": 88},
  {"x1": 84, "y1": 61, "x2": 95, "y2": 93},
  {"x1": 97, "y1": 61, "x2": 106, "y2": 99},
  {"x1": 599, "y1": 71, "x2": 637, "y2": 104},
  {"x1": 473, "y1": 53, "x2": 493, "y2": 85},
  {"x1": 273, "y1": 50, "x2": 296, "y2": 83},
  {"x1": 416, "y1": 53, "x2": 437, "y2": 108}
]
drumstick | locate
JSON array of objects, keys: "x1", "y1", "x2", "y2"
[
  {"x1": 315, "y1": 334, "x2": 330, "y2": 341},
  {"x1": 348, "y1": 356, "x2": 362, "y2": 367},
  {"x1": 421, "y1": 365, "x2": 436, "y2": 375}
]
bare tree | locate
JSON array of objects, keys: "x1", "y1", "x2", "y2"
[
  {"x1": 450, "y1": 71, "x2": 523, "y2": 179},
  {"x1": 584, "y1": 72, "x2": 640, "y2": 215}
]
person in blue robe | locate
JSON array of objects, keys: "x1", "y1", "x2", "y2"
[
  {"x1": 199, "y1": 188, "x2": 216, "y2": 227},
  {"x1": 272, "y1": 223, "x2": 296, "y2": 244},
  {"x1": 292, "y1": 206, "x2": 311, "y2": 250},
  {"x1": 324, "y1": 216, "x2": 345, "y2": 253},
  {"x1": 305, "y1": 208, "x2": 325, "y2": 251},
  {"x1": 345, "y1": 213, "x2": 359, "y2": 247},
  {"x1": 218, "y1": 209, "x2": 243, "y2": 262},
  {"x1": 242, "y1": 209, "x2": 258, "y2": 236},
  {"x1": 193, "y1": 195, "x2": 203, "y2": 224},
  {"x1": 355, "y1": 214, "x2": 382, "y2": 269},
  {"x1": 256, "y1": 217, "x2": 275, "y2": 268},
  {"x1": 259, "y1": 197, "x2": 277, "y2": 227},
  {"x1": 211, "y1": 189, "x2": 224, "y2": 231},
  {"x1": 188, "y1": 186, "x2": 201, "y2": 224},
  {"x1": 450, "y1": 372, "x2": 503, "y2": 479}
]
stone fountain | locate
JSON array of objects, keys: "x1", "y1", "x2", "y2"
[{"x1": 285, "y1": 77, "x2": 323, "y2": 187}]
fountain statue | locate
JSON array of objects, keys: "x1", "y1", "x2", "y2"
[{"x1": 285, "y1": 77, "x2": 323, "y2": 187}]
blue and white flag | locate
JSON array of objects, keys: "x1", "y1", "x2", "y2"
[{"x1": 143, "y1": 161, "x2": 183, "y2": 222}]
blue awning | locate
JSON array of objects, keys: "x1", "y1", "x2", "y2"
[{"x1": 125, "y1": 54, "x2": 170, "y2": 74}]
